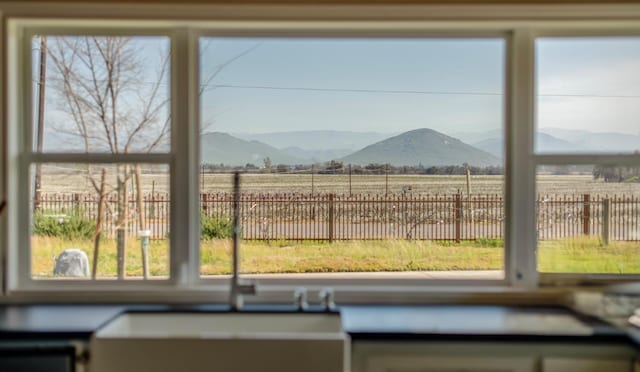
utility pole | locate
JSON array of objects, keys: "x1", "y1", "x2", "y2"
[
  {"x1": 33, "y1": 36, "x2": 47, "y2": 213},
  {"x1": 201, "y1": 164, "x2": 205, "y2": 192},
  {"x1": 385, "y1": 163, "x2": 389, "y2": 196},
  {"x1": 311, "y1": 164, "x2": 315, "y2": 195},
  {"x1": 349, "y1": 164, "x2": 352, "y2": 196},
  {"x1": 466, "y1": 167, "x2": 471, "y2": 198}
]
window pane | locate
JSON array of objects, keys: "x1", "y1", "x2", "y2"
[
  {"x1": 199, "y1": 38, "x2": 505, "y2": 280},
  {"x1": 30, "y1": 163, "x2": 170, "y2": 280},
  {"x1": 536, "y1": 37, "x2": 640, "y2": 154},
  {"x1": 537, "y1": 165, "x2": 640, "y2": 274},
  {"x1": 33, "y1": 35, "x2": 171, "y2": 154}
]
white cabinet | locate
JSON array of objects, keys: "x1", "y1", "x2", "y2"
[
  {"x1": 543, "y1": 357, "x2": 631, "y2": 372},
  {"x1": 365, "y1": 355, "x2": 535, "y2": 372},
  {"x1": 353, "y1": 341, "x2": 636, "y2": 372}
]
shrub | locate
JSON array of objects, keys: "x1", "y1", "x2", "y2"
[
  {"x1": 201, "y1": 214, "x2": 234, "y2": 240},
  {"x1": 32, "y1": 212, "x2": 96, "y2": 240}
]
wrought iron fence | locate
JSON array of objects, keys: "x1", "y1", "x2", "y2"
[{"x1": 35, "y1": 192, "x2": 640, "y2": 242}]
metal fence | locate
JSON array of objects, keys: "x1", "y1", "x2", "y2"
[
  {"x1": 36, "y1": 192, "x2": 640, "y2": 242},
  {"x1": 202, "y1": 193, "x2": 503, "y2": 241},
  {"x1": 37, "y1": 192, "x2": 170, "y2": 240}
]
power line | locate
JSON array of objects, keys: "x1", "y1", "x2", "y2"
[
  {"x1": 210, "y1": 84, "x2": 501, "y2": 96},
  {"x1": 35, "y1": 77, "x2": 640, "y2": 99},
  {"x1": 208, "y1": 83, "x2": 640, "y2": 99}
]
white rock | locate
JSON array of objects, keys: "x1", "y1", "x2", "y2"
[{"x1": 53, "y1": 249, "x2": 90, "y2": 277}]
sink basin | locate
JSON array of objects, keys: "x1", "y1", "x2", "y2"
[{"x1": 90, "y1": 312, "x2": 349, "y2": 372}]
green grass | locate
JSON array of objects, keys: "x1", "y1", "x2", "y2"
[
  {"x1": 201, "y1": 239, "x2": 503, "y2": 275},
  {"x1": 31, "y1": 235, "x2": 640, "y2": 278},
  {"x1": 31, "y1": 236, "x2": 169, "y2": 278},
  {"x1": 538, "y1": 237, "x2": 640, "y2": 274},
  {"x1": 32, "y1": 236, "x2": 503, "y2": 278}
]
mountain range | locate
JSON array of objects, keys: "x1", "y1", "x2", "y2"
[
  {"x1": 202, "y1": 127, "x2": 640, "y2": 166},
  {"x1": 455, "y1": 127, "x2": 640, "y2": 157},
  {"x1": 201, "y1": 132, "x2": 303, "y2": 166},
  {"x1": 339, "y1": 128, "x2": 500, "y2": 167},
  {"x1": 233, "y1": 130, "x2": 391, "y2": 152},
  {"x1": 539, "y1": 127, "x2": 640, "y2": 153},
  {"x1": 202, "y1": 128, "x2": 501, "y2": 167},
  {"x1": 46, "y1": 125, "x2": 640, "y2": 167},
  {"x1": 472, "y1": 133, "x2": 580, "y2": 158}
]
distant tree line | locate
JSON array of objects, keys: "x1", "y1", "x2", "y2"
[
  {"x1": 589, "y1": 150, "x2": 640, "y2": 183},
  {"x1": 593, "y1": 164, "x2": 640, "y2": 183},
  {"x1": 202, "y1": 160, "x2": 504, "y2": 175}
]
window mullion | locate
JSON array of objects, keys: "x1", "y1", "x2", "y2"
[
  {"x1": 12, "y1": 27, "x2": 35, "y2": 291},
  {"x1": 187, "y1": 30, "x2": 202, "y2": 286},
  {"x1": 171, "y1": 29, "x2": 200, "y2": 287},
  {"x1": 506, "y1": 29, "x2": 538, "y2": 289},
  {"x1": 28, "y1": 153, "x2": 173, "y2": 164}
]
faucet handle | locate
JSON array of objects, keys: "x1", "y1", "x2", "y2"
[
  {"x1": 293, "y1": 287, "x2": 308, "y2": 312},
  {"x1": 238, "y1": 279, "x2": 257, "y2": 295},
  {"x1": 318, "y1": 287, "x2": 336, "y2": 312}
]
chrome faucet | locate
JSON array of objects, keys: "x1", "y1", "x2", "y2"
[
  {"x1": 319, "y1": 287, "x2": 336, "y2": 312},
  {"x1": 230, "y1": 171, "x2": 256, "y2": 311},
  {"x1": 294, "y1": 287, "x2": 309, "y2": 311}
]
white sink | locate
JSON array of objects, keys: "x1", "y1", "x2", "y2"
[{"x1": 90, "y1": 312, "x2": 349, "y2": 372}]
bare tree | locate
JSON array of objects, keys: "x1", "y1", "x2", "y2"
[
  {"x1": 46, "y1": 36, "x2": 170, "y2": 279},
  {"x1": 44, "y1": 37, "x2": 258, "y2": 278}
]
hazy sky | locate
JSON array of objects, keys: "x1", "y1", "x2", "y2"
[
  {"x1": 39, "y1": 35, "x2": 640, "y2": 153},
  {"x1": 200, "y1": 38, "x2": 504, "y2": 135},
  {"x1": 537, "y1": 37, "x2": 640, "y2": 135},
  {"x1": 200, "y1": 36, "x2": 640, "y2": 136}
]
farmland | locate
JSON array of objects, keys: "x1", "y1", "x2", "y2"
[
  {"x1": 38, "y1": 170, "x2": 640, "y2": 196},
  {"x1": 35, "y1": 171, "x2": 640, "y2": 243}
]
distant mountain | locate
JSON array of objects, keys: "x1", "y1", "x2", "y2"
[
  {"x1": 340, "y1": 128, "x2": 500, "y2": 167},
  {"x1": 472, "y1": 138, "x2": 503, "y2": 158},
  {"x1": 539, "y1": 127, "x2": 640, "y2": 153},
  {"x1": 233, "y1": 130, "x2": 393, "y2": 152},
  {"x1": 538, "y1": 127, "x2": 593, "y2": 140},
  {"x1": 536, "y1": 132, "x2": 581, "y2": 153},
  {"x1": 201, "y1": 132, "x2": 303, "y2": 166},
  {"x1": 451, "y1": 129, "x2": 503, "y2": 145},
  {"x1": 281, "y1": 147, "x2": 353, "y2": 163},
  {"x1": 474, "y1": 133, "x2": 579, "y2": 158}
]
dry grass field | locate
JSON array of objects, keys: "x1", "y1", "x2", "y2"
[{"x1": 39, "y1": 169, "x2": 640, "y2": 196}]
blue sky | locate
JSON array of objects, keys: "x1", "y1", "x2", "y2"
[
  {"x1": 200, "y1": 38, "x2": 504, "y2": 135},
  {"x1": 38, "y1": 35, "x2": 640, "y2": 153},
  {"x1": 200, "y1": 36, "x2": 640, "y2": 136}
]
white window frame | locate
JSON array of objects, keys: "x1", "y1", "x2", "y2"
[
  {"x1": 1, "y1": 4, "x2": 640, "y2": 303},
  {"x1": 191, "y1": 26, "x2": 514, "y2": 293},
  {"x1": 6, "y1": 22, "x2": 193, "y2": 293},
  {"x1": 532, "y1": 28, "x2": 640, "y2": 286}
]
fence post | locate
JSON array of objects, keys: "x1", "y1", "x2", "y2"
[
  {"x1": 34, "y1": 187, "x2": 42, "y2": 214},
  {"x1": 202, "y1": 193, "x2": 209, "y2": 215},
  {"x1": 385, "y1": 164, "x2": 389, "y2": 196},
  {"x1": 74, "y1": 193, "x2": 81, "y2": 212},
  {"x1": 583, "y1": 194, "x2": 590, "y2": 236},
  {"x1": 455, "y1": 193, "x2": 462, "y2": 243},
  {"x1": 602, "y1": 198, "x2": 611, "y2": 246},
  {"x1": 117, "y1": 228, "x2": 125, "y2": 279},
  {"x1": 328, "y1": 193, "x2": 335, "y2": 243}
]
